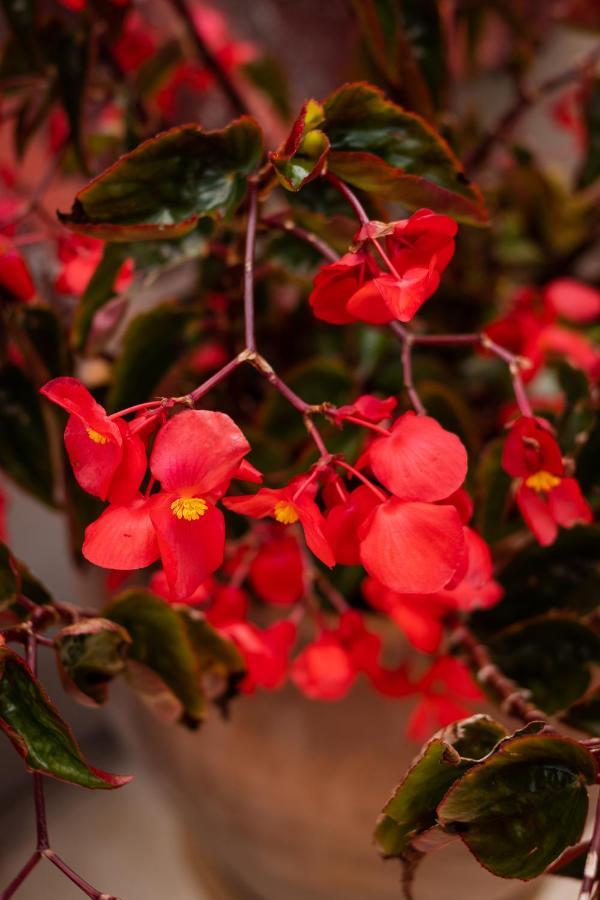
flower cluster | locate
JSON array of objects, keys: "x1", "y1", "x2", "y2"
[{"x1": 309, "y1": 210, "x2": 457, "y2": 325}]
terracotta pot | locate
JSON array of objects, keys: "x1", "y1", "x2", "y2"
[{"x1": 125, "y1": 681, "x2": 542, "y2": 900}]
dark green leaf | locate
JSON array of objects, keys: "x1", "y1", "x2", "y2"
[
  {"x1": 437, "y1": 733, "x2": 596, "y2": 879},
  {"x1": 0, "y1": 364, "x2": 55, "y2": 506},
  {"x1": 104, "y1": 590, "x2": 205, "y2": 725},
  {"x1": 14, "y1": 305, "x2": 70, "y2": 378},
  {"x1": 487, "y1": 616, "x2": 600, "y2": 714},
  {"x1": 473, "y1": 438, "x2": 514, "y2": 543},
  {"x1": 58, "y1": 118, "x2": 264, "y2": 239},
  {"x1": 106, "y1": 302, "x2": 195, "y2": 412},
  {"x1": 0, "y1": 648, "x2": 130, "y2": 788},
  {"x1": 44, "y1": 19, "x2": 91, "y2": 171},
  {"x1": 322, "y1": 83, "x2": 487, "y2": 224},
  {"x1": 54, "y1": 617, "x2": 131, "y2": 707},
  {"x1": 72, "y1": 243, "x2": 131, "y2": 351},
  {"x1": 134, "y1": 39, "x2": 182, "y2": 100},
  {"x1": 270, "y1": 100, "x2": 329, "y2": 191},
  {"x1": 242, "y1": 55, "x2": 291, "y2": 118},
  {"x1": 180, "y1": 608, "x2": 245, "y2": 711},
  {"x1": 375, "y1": 715, "x2": 506, "y2": 858}
]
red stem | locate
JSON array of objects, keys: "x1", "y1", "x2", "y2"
[
  {"x1": 0, "y1": 853, "x2": 41, "y2": 900},
  {"x1": 261, "y1": 215, "x2": 339, "y2": 264},
  {"x1": 44, "y1": 851, "x2": 118, "y2": 900},
  {"x1": 244, "y1": 180, "x2": 259, "y2": 352},
  {"x1": 335, "y1": 459, "x2": 386, "y2": 501},
  {"x1": 325, "y1": 173, "x2": 370, "y2": 224}
]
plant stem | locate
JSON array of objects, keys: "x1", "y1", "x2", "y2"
[
  {"x1": 43, "y1": 851, "x2": 118, "y2": 900},
  {"x1": 464, "y1": 44, "x2": 600, "y2": 175},
  {"x1": 261, "y1": 215, "x2": 339, "y2": 263},
  {"x1": 400, "y1": 333, "x2": 427, "y2": 415},
  {"x1": 166, "y1": 0, "x2": 248, "y2": 118},
  {"x1": 449, "y1": 619, "x2": 547, "y2": 724},
  {"x1": 0, "y1": 853, "x2": 41, "y2": 900},
  {"x1": 244, "y1": 180, "x2": 259, "y2": 352},
  {"x1": 325, "y1": 173, "x2": 370, "y2": 224}
]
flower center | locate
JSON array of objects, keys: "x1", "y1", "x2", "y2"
[
  {"x1": 170, "y1": 497, "x2": 208, "y2": 521},
  {"x1": 524, "y1": 470, "x2": 561, "y2": 493},
  {"x1": 273, "y1": 500, "x2": 299, "y2": 525},
  {"x1": 86, "y1": 427, "x2": 110, "y2": 445}
]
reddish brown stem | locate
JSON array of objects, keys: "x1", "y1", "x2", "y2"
[
  {"x1": 400, "y1": 334, "x2": 427, "y2": 415},
  {"x1": 44, "y1": 851, "x2": 118, "y2": 900},
  {"x1": 244, "y1": 180, "x2": 259, "y2": 352},
  {"x1": 261, "y1": 215, "x2": 339, "y2": 264},
  {"x1": 0, "y1": 853, "x2": 41, "y2": 900},
  {"x1": 325, "y1": 173, "x2": 370, "y2": 224},
  {"x1": 449, "y1": 620, "x2": 547, "y2": 725}
]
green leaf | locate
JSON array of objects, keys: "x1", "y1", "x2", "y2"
[
  {"x1": 322, "y1": 83, "x2": 488, "y2": 224},
  {"x1": 473, "y1": 437, "x2": 514, "y2": 543},
  {"x1": 375, "y1": 715, "x2": 506, "y2": 858},
  {"x1": 0, "y1": 363, "x2": 55, "y2": 506},
  {"x1": 0, "y1": 648, "x2": 130, "y2": 788},
  {"x1": 561, "y1": 688, "x2": 600, "y2": 737},
  {"x1": 58, "y1": 118, "x2": 264, "y2": 240},
  {"x1": 242, "y1": 55, "x2": 291, "y2": 119},
  {"x1": 104, "y1": 589, "x2": 205, "y2": 725},
  {"x1": 14, "y1": 305, "x2": 70, "y2": 378},
  {"x1": 0, "y1": 0, "x2": 41, "y2": 67},
  {"x1": 487, "y1": 616, "x2": 600, "y2": 714},
  {"x1": 180, "y1": 608, "x2": 245, "y2": 712},
  {"x1": 106, "y1": 302, "x2": 195, "y2": 412},
  {"x1": 44, "y1": 18, "x2": 91, "y2": 171},
  {"x1": 437, "y1": 733, "x2": 596, "y2": 879},
  {"x1": 270, "y1": 100, "x2": 330, "y2": 191},
  {"x1": 54, "y1": 618, "x2": 132, "y2": 707},
  {"x1": 578, "y1": 78, "x2": 600, "y2": 189},
  {"x1": 72, "y1": 243, "x2": 131, "y2": 350}
]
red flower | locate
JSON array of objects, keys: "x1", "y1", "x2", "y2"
[
  {"x1": 0, "y1": 237, "x2": 36, "y2": 303},
  {"x1": 54, "y1": 235, "x2": 133, "y2": 298},
  {"x1": 362, "y1": 576, "x2": 446, "y2": 653},
  {"x1": 544, "y1": 278, "x2": 600, "y2": 323},
  {"x1": 40, "y1": 377, "x2": 146, "y2": 503},
  {"x1": 309, "y1": 250, "x2": 379, "y2": 324},
  {"x1": 83, "y1": 410, "x2": 251, "y2": 602},
  {"x1": 249, "y1": 533, "x2": 305, "y2": 606},
  {"x1": 222, "y1": 620, "x2": 296, "y2": 693},
  {"x1": 114, "y1": 11, "x2": 157, "y2": 73},
  {"x1": 407, "y1": 656, "x2": 481, "y2": 741},
  {"x1": 223, "y1": 476, "x2": 335, "y2": 567},
  {"x1": 502, "y1": 416, "x2": 592, "y2": 545},
  {"x1": 333, "y1": 393, "x2": 397, "y2": 424},
  {"x1": 291, "y1": 611, "x2": 382, "y2": 700}
]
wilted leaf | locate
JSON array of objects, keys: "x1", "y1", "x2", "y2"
[
  {"x1": 104, "y1": 590, "x2": 205, "y2": 725},
  {"x1": 54, "y1": 618, "x2": 131, "y2": 707},
  {"x1": 58, "y1": 118, "x2": 264, "y2": 240},
  {"x1": 322, "y1": 83, "x2": 487, "y2": 224},
  {"x1": 0, "y1": 648, "x2": 130, "y2": 788},
  {"x1": 437, "y1": 733, "x2": 596, "y2": 879}
]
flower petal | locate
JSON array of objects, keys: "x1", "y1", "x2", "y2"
[
  {"x1": 107, "y1": 420, "x2": 147, "y2": 504},
  {"x1": 64, "y1": 415, "x2": 122, "y2": 500},
  {"x1": 150, "y1": 409, "x2": 249, "y2": 494},
  {"x1": 359, "y1": 499, "x2": 464, "y2": 593},
  {"x1": 40, "y1": 377, "x2": 120, "y2": 441},
  {"x1": 83, "y1": 497, "x2": 159, "y2": 570},
  {"x1": 296, "y1": 495, "x2": 335, "y2": 567},
  {"x1": 548, "y1": 477, "x2": 592, "y2": 529},
  {"x1": 369, "y1": 413, "x2": 468, "y2": 502},
  {"x1": 150, "y1": 493, "x2": 225, "y2": 602},
  {"x1": 515, "y1": 484, "x2": 557, "y2": 546}
]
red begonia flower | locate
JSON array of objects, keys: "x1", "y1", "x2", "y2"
[
  {"x1": 362, "y1": 576, "x2": 446, "y2": 653},
  {"x1": 223, "y1": 477, "x2": 335, "y2": 567},
  {"x1": 309, "y1": 250, "x2": 380, "y2": 324},
  {"x1": 333, "y1": 393, "x2": 397, "y2": 424},
  {"x1": 83, "y1": 495, "x2": 159, "y2": 570},
  {"x1": 222, "y1": 620, "x2": 296, "y2": 693},
  {"x1": 0, "y1": 238, "x2": 36, "y2": 303},
  {"x1": 436, "y1": 527, "x2": 503, "y2": 612},
  {"x1": 324, "y1": 485, "x2": 380, "y2": 565},
  {"x1": 40, "y1": 377, "x2": 145, "y2": 502},
  {"x1": 147, "y1": 410, "x2": 250, "y2": 601},
  {"x1": 249, "y1": 533, "x2": 305, "y2": 606},
  {"x1": 367, "y1": 412, "x2": 468, "y2": 502},
  {"x1": 439, "y1": 487, "x2": 474, "y2": 524},
  {"x1": 407, "y1": 656, "x2": 481, "y2": 741},
  {"x1": 205, "y1": 585, "x2": 249, "y2": 627},
  {"x1": 359, "y1": 499, "x2": 465, "y2": 594},
  {"x1": 502, "y1": 416, "x2": 592, "y2": 545},
  {"x1": 54, "y1": 235, "x2": 133, "y2": 298},
  {"x1": 544, "y1": 278, "x2": 600, "y2": 323},
  {"x1": 538, "y1": 325, "x2": 600, "y2": 382},
  {"x1": 114, "y1": 11, "x2": 157, "y2": 73}
]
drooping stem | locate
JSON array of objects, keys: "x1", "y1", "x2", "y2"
[
  {"x1": 449, "y1": 619, "x2": 547, "y2": 725},
  {"x1": 165, "y1": 0, "x2": 249, "y2": 118},
  {"x1": 261, "y1": 215, "x2": 339, "y2": 264},
  {"x1": 578, "y1": 798, "x2": 600, "y2": 900},
  {"x1": 244, "y1": 180, "x2": 259, "y2": 352}
]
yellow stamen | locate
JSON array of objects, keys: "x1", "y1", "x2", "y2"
[
  {"x1": 170, "y1": 497, "x2": 208, "y2": 521},
  {"x1": 274, "y1": 500, "x2": 299, "y2": 525},
  {"x1": 86, "y1": 427, "x2": 109, "y2": 445},
  {"x1": 525, "y1": 470, "x2": 561, "y2": 493}
]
